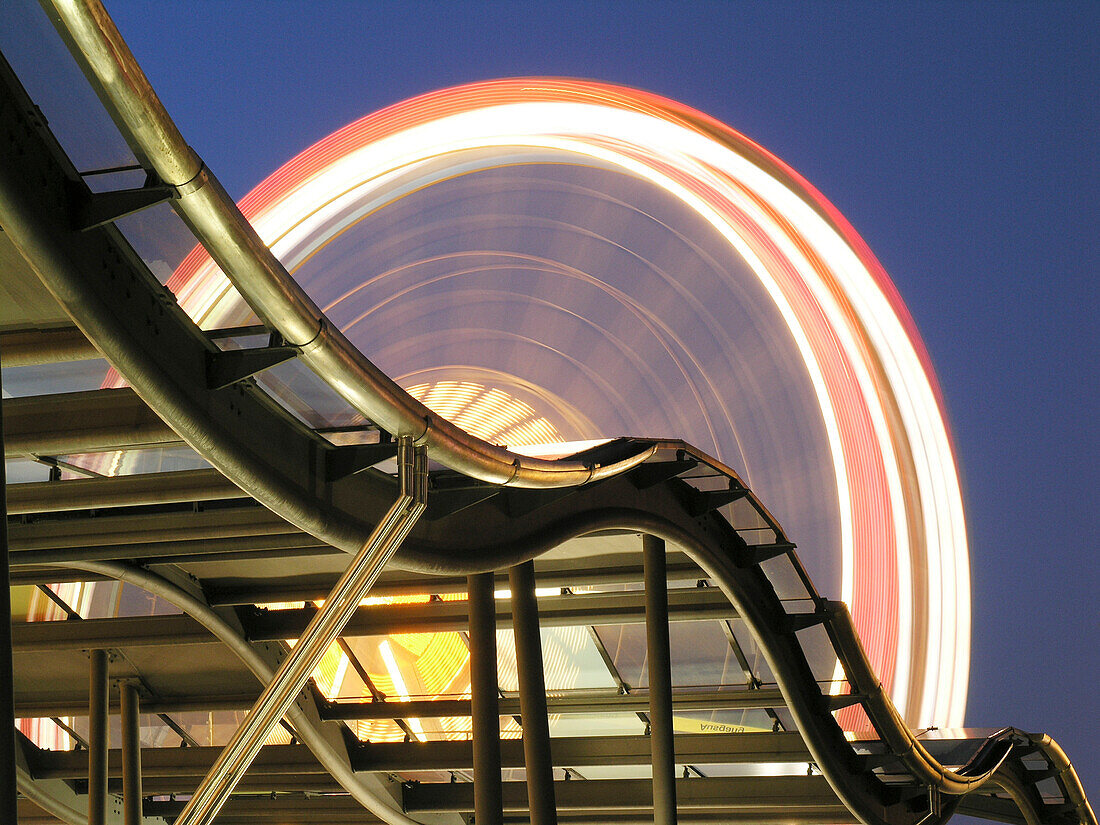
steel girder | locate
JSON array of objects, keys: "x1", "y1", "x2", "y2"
[
  {"x1": 6, "y1": 468, "x2": 244, "y2": 514},
  {"x1": 0, "y1": 326, "x2": 99, "y2": 367},
  {"x1": 10, "y1": 587, "x2": 736, "y2": 651},
  {"x1": 28, "y1": 733, "x2": 813, "y2": 778},
  {"x1": 15, "y1": 688, "x2": 790, "y2": 721},
  {"x1": 2, "y1": 388, "x2": 180, "y2": 458}
]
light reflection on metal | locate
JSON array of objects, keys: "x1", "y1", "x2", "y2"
[
  {"x1": 169, "y1": 438, "x2": 427, "y2": 825},
  {"x1": 406, "y1": 381, "x2": 564, "y2": 446}
]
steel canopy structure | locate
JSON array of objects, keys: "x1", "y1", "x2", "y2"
[{"x1": 0, "y1": 3, "x2": 1095, "y2": 825}]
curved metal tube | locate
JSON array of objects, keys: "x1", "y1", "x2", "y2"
[
  {"x1": 398, "y1": 494, "x2": 1092, "y2": 825},
  {"x1": 35, "y1": 497, "x2": 1092, "y2": 825},
  {"x1": 825, "y1": 602, "x2": 1018, "y2": 795},
  {"x1": 15, "y1": 765, "x2": 89, "y2": 825},
  {"x1": 1024, "y1": 733, "x2": 1097, "y2": 825},
  {"x1": 53, "y1": 560, "x2": 425, "y2": 825},
  {"x1": 40, "y1": 0, "x2": 655, "y2": 489}
]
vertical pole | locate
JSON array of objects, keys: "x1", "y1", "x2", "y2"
[
  {"x1": 88, "y1": 649, "x2": 109, "y2": 825},
  {"x1": 0, "y1": 346, "x2": 17, "y2": 825},
  {"x1": 468, "y1": 572, "x2": 503, "y2": 825},
  {"x1": 120, "y1": 682, "x2": 142, "y2": 825},
  {"x1": 643, "y1": 535, "x2": 678, "y2": 825},
  {"x1": 508, "y1": 560, "x2": 556, "y2": 825}
]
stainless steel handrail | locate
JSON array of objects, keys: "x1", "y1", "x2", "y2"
[
  {"x1": 173, "y1": 439, "x2": 427, "y2": 825},
  {"x1": 40, "y1": 0, "x2": 654, "y2": 488}
]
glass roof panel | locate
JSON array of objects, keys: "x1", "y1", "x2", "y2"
[
  {"x1": 0, "y1": 0, "x2": 138, "y2": 175},
  {"x1": 547, "y1": 712, "x2": 646, "y2": 739},
  {"x1": 5, "y1": 459, "x2": 49, "y2": 484},
  {"x1": 796, "y1": 623, "x2": 842, "y2": 684},
  {"x1": 55, "y1": 445, "x2": 211, "y2": 477},
  {"x1": 760, "y1": 552, "x2": 813, "y2": 601},
  {"x1": 1, "y1": 360, "x2": 112, "y2": 398},
  {"x1": 673, "y1": 708, "x2": 775, "y2": 735},
  {"x1": 593, "y1": 619, "x2": 760, "y2": 691},
  {"x1": 496, "y1": 627, "x2": 618, "y2": 693}
]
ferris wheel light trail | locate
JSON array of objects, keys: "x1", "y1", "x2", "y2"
[{"x1": 169, "y1": 79, "x2": 970, "y2": 729}]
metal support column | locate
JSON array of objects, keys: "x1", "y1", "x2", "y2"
[
  {"x1": 468, "y1": 572, "x2": 503, "y2": 825},
  {"x1": 171, "y1": 438, "x2": 426, "y2": 825},
  {"x1": 644, "y1": 535, "x2": 678, "y2": 824},
  {"x1": 88, "y1": 649, "x2": 109, "y2": 825},
  {"x1": 120, "y1": 682, "x2": 143, "y2": 825},
  {"x1": 508, "y1": 560, "x2": 557, "y2": 825},
  {"x1": 0, "y1": 343, "x2": 16, "y2": 825}
]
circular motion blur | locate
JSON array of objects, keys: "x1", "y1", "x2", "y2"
[{"x1": 169, "y1": 78, "x2": 970, "y2": 730}]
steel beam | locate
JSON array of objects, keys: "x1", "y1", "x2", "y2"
[
  {"x1": 9, "y1": 504, "x2": 297, "y2": 551},
  {"x1": 18, "y1": 687, "x2": 786, "y2": 720},
  {"x1": 509, "y1": 560, "x2": 557, "y2": 825},
  {"x1": 353, "y1": 732, "x2": 811, "y2": 772},
  {"x1": 118, "y1": 683, "x2": 141, "y2": 825},
  {"x1": 6, "y1": 468, "x2": 244, "y2": 514},
  {"x1": 27, "y1": 734, "x2": 818, "y2": 787},
  {"x1": 2, "y1": 389, "x2": 181, "y2": 458},
  {"x1": 134, "y1": 792, "x2": 850, "y2": 825},
  {"x1": 30, "y1": 733, "x2": 813, "y2": 779},
  {"x1": 644, "y1": 535, "x2": 677, "y2": 825},
  {"x1": 403, "y1": 775, "x2": 850, "y2": 815},
  {"x1": 323, "y1": 687, "x2": 788, "y2": 720},
  {"x1": 8, "y1": 536, "x2": 333, "y2": 569},
  {"x1": 0, "y1": 326, "x2": 99, "y2": 366},
  {"x1": 468, "y1": 572, "x2": 503, "y2": 825},
  {"x1": 88, "y1": 649, "x2": 109, "y2": 825},
  {"x1": 243, "y1": 587, "x2": 735, "y2": 640},
  {"x1": 12, "y1": 613, "x2": 213, "y2": 651},
  {"x1": 30, "y1": 743, "x2": 326, "y2": 779},
  {"x1": 205, "y1": 556, "x2": 705, "y2": 605}
]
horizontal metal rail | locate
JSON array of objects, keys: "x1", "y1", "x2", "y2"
[
  {"x1": 139, "y1": 791, "x2": 851, "y2": 825},
  {"x1": 2, "y1": 388, "x2": 180, "y2": 458},
  {"x1": 404, "y1": 776, "x2": 851, "y2": 815},
  {"x1": 6, "y1": 468, "x2": 244, "y2": 514},
  {"x1": 9, "y1": 505, "x2": 295, "y2": 550},
  {"x1": 0, "y1": 326, "x2": 99, "y2": 366},
  {"x1": 14, "y1": 693, "x2": 262, "y2": 718},
  {"x1": 207, "y1": 555, "x2": 705, "y2": 604},
  {"x1": 11, "y1": 588, "x2": 737, "y2": 650},
  {"x1": 30, "y1": 733, "x2": 815, "y2": 778},
  {"x1": 321, "y1": 687, "x2": 789, "y2": 720},
  {"x1": 15, "y1": 687, "x2": 787, "y2": 720}
]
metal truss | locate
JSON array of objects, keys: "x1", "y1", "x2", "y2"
[{"x1": 0, "y1": 5, "x2": 1095, "y2": 825}]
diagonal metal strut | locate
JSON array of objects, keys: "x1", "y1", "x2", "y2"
[{"x1": 171, "y1": 436, "x2": 427, "y2": 825}]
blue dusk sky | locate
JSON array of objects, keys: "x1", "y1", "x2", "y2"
[{"x1": 47, "y1": 0, "x2": 1100, "y2": 798}]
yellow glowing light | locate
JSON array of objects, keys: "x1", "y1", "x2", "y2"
[
  {"x1": 379, "y1": 639, "x2": 427, "y2": 742},
  {"x1": 406, "y1": 381, "x2": 565, "y2": 446}
]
